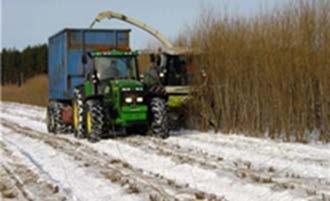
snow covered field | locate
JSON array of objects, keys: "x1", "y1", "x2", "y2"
[{"x1": 0, "y1": 102, "x2": 329, "y2": 201}]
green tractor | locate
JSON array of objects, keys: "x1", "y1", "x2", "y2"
[
  {"x1": 72, "y1": 50, "x2": 169, "y2": 142},
  {"x1": 89, "y1": 11, "x2": 199, "y2": 130}
]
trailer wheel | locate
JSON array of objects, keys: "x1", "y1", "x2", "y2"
[
  {"x1": 52, "y1": 102, "x2": 71, "y2": 134},
  {"x1": 46, "y1": 105, "x2": 55, "y2": 133},
  {"x1": 73, "y1": 88, "x2": 86, "y2": 138},
  {"x1": 150, "y1": 97, "x2": 169, "y2": 139},
  {"x1": 85, "y1": 99, "x2": 105, "y2": 142}
]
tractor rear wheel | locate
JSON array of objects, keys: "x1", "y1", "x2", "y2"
[
  {"x1": 73, "y1": 88, "x2": 86, "y2": 138},
  {"x1": 150, "y1": 97, "x2": 169, "y2": 139},
  {"x1": 85, "y1": 99, "x2": 105, "y2": 142}
]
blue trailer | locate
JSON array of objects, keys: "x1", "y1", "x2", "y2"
[
  {"x1": 47, "y1": 28, "x2": 132, "y2": 134},
  {"x1": 48, "y1": 28, "x2": 130, "y2": 101}
]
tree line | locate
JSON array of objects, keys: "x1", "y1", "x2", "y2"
[{"x1": 1, "y1": 44, "x2": 47, "y2": 86}]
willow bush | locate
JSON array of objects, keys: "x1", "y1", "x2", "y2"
[{"x1": 184, "y1": 1, "x2": 330, "y2": 142}]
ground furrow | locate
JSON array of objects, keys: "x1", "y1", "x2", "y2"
[
  {"x1": 179, "y1": 132, "x2": 330, "y2": 165},
  {"x1": 0, "y1": 165, "x2": 31, "y2": 201},
  {"x1": 83, "y1": 137, "x2": 308, "y2": 201},
  {"x1": 120, "y1": 136, "x2": 330, "y2": 201},
  {"x1": 0, "y1": 137, "x2": 68, "y2": 201},
  {"x1": 165, "y1": 135, "x2": 330, "y2": 182},
  {"x1": 1, "y1": 122, "x2": 147, "y2": 201},
  {"x1": 1, "y1": 119, "x2": 226, "y2": 201}
]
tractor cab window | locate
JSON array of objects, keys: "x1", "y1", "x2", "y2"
[
  {"x1": 94, "y1": 57, "x2": 138, "y2": 80},
  {"x1": 163, "y1": 55, "x2": 189, "y2": 86}
]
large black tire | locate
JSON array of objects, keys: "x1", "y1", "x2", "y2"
[
  {"x1": 54, "y1": 102, "x2": 72, "y2": 134},
  {"x1": 46, "y1": 105, "x2": 55, "y2": 133},
  {"x1": 150, "y1": 97, "x2": 170, "y2": 139},
  {"x1": 47, "y1": 102, "x2": 70, "y2": 134},
  {"x1": 72, "y1": 88, "x2": 86, "y2": 138},
  {"x1": 85, "y1": 99, "x2": 105, "y2": 142}
]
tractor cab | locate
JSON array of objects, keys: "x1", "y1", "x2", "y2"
[
  {"x1": 158, "y1": 53, "x2": 194, "y2": 88},
  {"x1": 87, "y1": 50, "x2": 140, "y2": 81}
]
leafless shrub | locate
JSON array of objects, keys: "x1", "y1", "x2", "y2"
[{"x1": 183, "y1": 0, "x2": 330, "y2": 142}]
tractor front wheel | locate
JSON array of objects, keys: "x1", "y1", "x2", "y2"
[
  {"x1": 85, "y1": 99, "x2": 105, "y2": 142},
  {"x1": 150, "y1": 97, "x2": 169, "y2": 139}
]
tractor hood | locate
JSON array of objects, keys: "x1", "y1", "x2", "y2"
[{"x1": 110, "y1": 79, "x2": 144, "y2": 91}]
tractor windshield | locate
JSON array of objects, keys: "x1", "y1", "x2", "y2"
[
  {"x1": 162, "y1": 55, "x2": 191, "y2": 86},
  {"x1": 94, "y1": 57, "x2": 138, "y2": 80}
]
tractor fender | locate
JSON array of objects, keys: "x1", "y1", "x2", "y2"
[{"x1": 145, "y1": 85, "x2": 169, "y2": 101}]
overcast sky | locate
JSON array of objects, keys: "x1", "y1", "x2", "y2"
[{"x1": 1, "y1": 0, "x2": 288, "y2": 50}]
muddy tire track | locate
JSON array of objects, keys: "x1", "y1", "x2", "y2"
[
  {"x1": 1, "y1": 119, "x2": 226, "y2": 201},
  {"x1": 1, "y1": 107, "x2": 45, "y2": 123},
  {"x1": 0, "y1": 141, "x2": 67, "y2": 201},
  {"x1": 0, "y1": 165, "x2": 30, "y2": 201},
  {"x1": 120, "y1": 136, "x2": 330, "y2": 201},
  {"x1": 181, "y1": 134, "x2": 330, "y2": 166}
]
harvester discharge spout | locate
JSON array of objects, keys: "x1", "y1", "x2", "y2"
[{"x1": 90, "y1": 11, "x2": 175, "y2": 50}]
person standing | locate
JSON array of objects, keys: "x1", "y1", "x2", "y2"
[{"x1": 144, "y1": 54, "x2": 161, "y2": 87}]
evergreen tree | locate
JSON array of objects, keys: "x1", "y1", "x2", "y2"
[{"x1": 1, "y1": 44, "x2": 48, "y2": 85}]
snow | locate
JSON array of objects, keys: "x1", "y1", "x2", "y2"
[
  {"x1": 167, "y1": 133, "x2": 330, "y2": 180},
  {"x1": 0, "y1": 126, "x2": 143, "y2": 201},
  {"x1": 86, "y1": 139, "x2": 306, "y2": 201},
  {"x1": 1, "y1": 101, "x2": 329, "y2": 201}
]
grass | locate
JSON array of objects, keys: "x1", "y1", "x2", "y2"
[{"x1": 1, "y1": 74, "x2": 48, "y2": 106}]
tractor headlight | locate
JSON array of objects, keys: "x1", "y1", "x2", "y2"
[
  {"x1": 122, "y1": 88, "x2": 131, "y2": 92},
  {"x1": 136, "y1": 97, "x2": 144, "y2": 103},
  {"x1": 125, "y1": 97, "x2": 133, "y2": 104}
]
